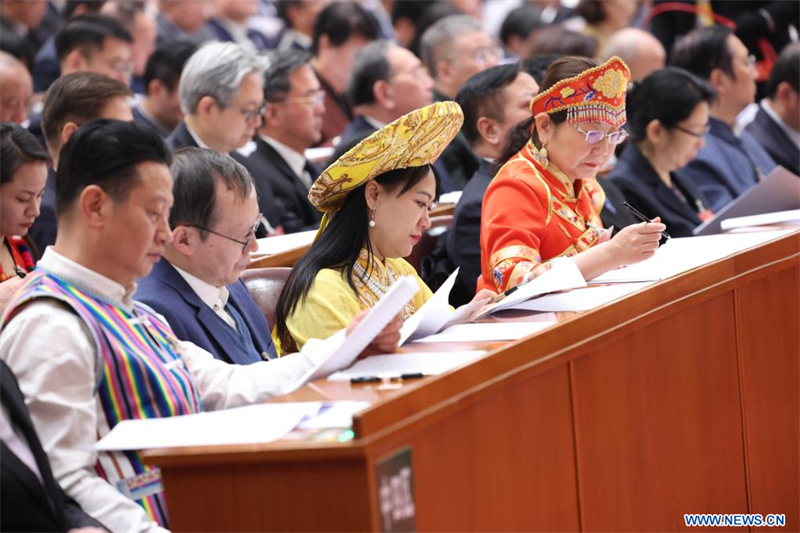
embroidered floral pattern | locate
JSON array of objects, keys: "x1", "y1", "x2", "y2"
[{"x1": 593, "y1": 68, "x2": 628, "y2": 99}]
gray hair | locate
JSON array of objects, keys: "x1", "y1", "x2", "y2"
[
  {"x1": 419, "y1": 15, "x2": 481, "y2": 80},
  {"x1": 179, "y1": 42, "x2": 269, "y2": 114}
]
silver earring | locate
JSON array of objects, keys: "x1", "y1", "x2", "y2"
[{"x1": 369, "y1": 209, "x2": 376, "y2": 228}]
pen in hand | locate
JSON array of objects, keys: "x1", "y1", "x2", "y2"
[{"x1": 622, "y1": 202, "x2": 671, "y2": 240}]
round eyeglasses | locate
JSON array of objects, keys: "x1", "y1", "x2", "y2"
[
  {"x1": 188, "y1": 214, "x2": 268, "y2": 253},
  {"x1": 572, "y1": 125, "x2": 628, "y2": 145}
]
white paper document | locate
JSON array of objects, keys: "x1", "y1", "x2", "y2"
[
  {"x1": 414, "y1": 321, "x2": 557, "y2": 343},
  {"x1": 590, "y1": 229, "x2": 795, "y2": 284},
  {"x1": 507, "y1": 282, "x2": 654, "y2": 312},
  {"x1": 295, "y1": 401, "x2": 371, "y2": 430},
  {"x1": 253, "y1": 230, "x2": 316, "y2": 257},
  {"x1": 437, "y1": 191, "x2": 463, "y2": 205},
  {"x1": 475, "y1": 257, "x2": 587, "y2": 318},
  {"x1": 327, "y1": 351, "x2": 486, "y2": 381},
  {"x1": 720, "y1": 209, "x2": 800, "y2": 231}
]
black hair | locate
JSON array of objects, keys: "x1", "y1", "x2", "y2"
[
  {"x1": 311, "y1": 2, "x2": 378, "y2": 56},
  {"x1": 670, "y1": 26, "x2": 735, "y2": 81},
  {"x1": 496, "y1": 56, "x2": 596, "y2": 168},
  {"x1": 457, "y1": 63, "x2": 523, "y2": 146},
  {"x1": 54, "y1": 13, "x2": 133, "y2": 63},
  {"x1": 55, "y1": 119, "x2": 172, "y2": 217},
  {"x1": 347, "y1": 40, "x2": 392, "y2": 106},
  {"x1": 169, "y1": 148, "x2": 254, "y2": 237},
  {"x1": 765, "y1": 43, "x2": 800, "y2": 98},
  {"x1": 144, "y1": 41, "x2": 198, "y2": 94},
  {"x1": 63, "y1": 0, "x2": 107, "y2": 19},
  {"x1": 499, "y1": 4, "x2": 544, "y2": 47},
  {"x1": 390, "y1": 0, "x2": 435, "y2": 26},
  {"x1": 526, "y1": 25, "x2": 598, "y2": 58},
  {"x1": 275, "y1": 133, "x2": 431, "y2": 349},
  {"x1": 263, "y1": 48, "x2": 311, "y2": 102},
  {"x1": 573, "y1": 0, "x2": 607, "y2": 25},
  {"x1": 521, "y1": 54, "x2": 563, "y2": 84},
  {"x1": 275, "y1": 0, "x2": 301, "y2": 24},
  {"x1": 626, "y1": 67, "x2": 716, "y2": 143},
  {"x1": 0, "y1": 122, "x2": 51, "y2": 185}
]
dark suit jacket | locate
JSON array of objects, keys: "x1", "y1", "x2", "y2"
[
  {"x1": 610, "y1": 143, "x2": 709, "y2": 238},
  {"x1": 744, "y1": 105, "x2": 800, "y2": 176},
  {"x1": 206, "y1": 19, "x2": 272, "y2": 51},
  {"x1": 135, "y1": 259, "x2": 276, "y2": 364},
  {"x1": 166, "y1": 120, "x2": 197, "y2": 150},
  {"x1": 341, "y1": 115, "x2": 375, "y2": 142},
  {"x1": 32, "y1": 35, "x2": 59, "y2": 93},
  {"x1": 316, "y1": 70, "x2": 351, "y2": 147},
  {"x1": 28, "y1": 167, "x2": 57, "y2": 253},
  {"x1": 240, "y1": 137, "x2": 321, "y2": 231},
  {"x1": 1, "y1": 360, "x2": 102, "y2": 532},
  {"x1": 434, "y1": 90, "x2": 478, "y2": 192},
  {"x1": 446, "y1": 159, "x2": 493, "y2": 306},
  {"x1": 595, "y1": 175, "x2": 638, "y2": 235}
]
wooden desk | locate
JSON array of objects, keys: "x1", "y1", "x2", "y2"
[{"x1": 148, "y1": 231, "x2": 800, "y2": 532}]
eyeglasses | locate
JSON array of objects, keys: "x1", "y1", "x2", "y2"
[
  {"x1": 272, "y1": 90, "x2": 325, "y2": 107},
  {"x1": 189, "y1": 214, "x2": 267, "y2": 253},
  {"x1": 572, "y1": 125, "x2": 628, "y2": 145},
  {"x1": 108, "y1": 60, "x2": 134, "y2": 76},
  {"x1": 472, "y1": 46, "x2": 503, "y2": 64},
  {"x1": 672, "y1": 123, "x2": 711, "y2": 139},
  {"x1": 237, "y1": 102, "x2": 267, "y2": 123}
]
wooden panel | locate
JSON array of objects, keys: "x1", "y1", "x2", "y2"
[
  {"x1": 736, "y1": 264, "x2": 800, "y2": 531},
  {"x1": 248, "y1": 244, "x2": 310, "y2": 269},
  {"x1": 408, "y1": 364, "x2": 579, "y2": 531},
  {"x1": 163, "y1": 458, "x2": 371, "y2": 532},
  {"x1": 572, "y1": 293, "x2": 749, "y2": 531}
]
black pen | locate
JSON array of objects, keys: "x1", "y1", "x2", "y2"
[
  {"x1": 350, "y1": 373, "x2": 427, "y2": 384},
  {"x1": 489, "y1": 285, "x2": 519, "y2": 304},
  {"x1": 622, "y1": 202, "x2": 671, "y2": 240},
  {"x1": 13, "y1": 266, "x2": 27, "y2": 278}
]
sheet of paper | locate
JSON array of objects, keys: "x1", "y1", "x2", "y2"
[
  {"x1": 507, "y1": 282, "x2": 654, "y2": 312},
  {"x1": 253, "y1": 230, "x2": 316, "y2": 257},
  {"x1": 475, "y1": 257, "x2": 586, "y2": 318},
  {"x1": 399, "y1": 269, "x2": 458, "y2": 345},
  {"x1": 589, "y1": 229, "x2": 795, "y2": 284},
  {"x1": 96, "y1": 402, "x2": 322, "y2": 451},
  {"x1": 327, "y1": 351, "x2": 486, "y2": 381},
  {"x1": 720, "y1": 209, "x2": 800, "y2": 231},
  {"x1": 308, "y1": 275, "x2": 420, "y2": 380},
  {"x1": 295, "y1": 401, "x2": 371, "y2": 430},
  {"x1": 437, "y1": 191, "x2": 463, "y2": 205},
  {"x1": 414, "y1": 321, "x2": 557, "y2": 343}
]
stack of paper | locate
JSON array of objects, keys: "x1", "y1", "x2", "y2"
[
  {"x1": 327, "y1": 351, "x2": 486, "y2": 381},
  {"x1": 506, "y1": 282, "x2": 654, "y2": 312},
  {"x1": 414, "y1": 321, "x2": 557, "y2": 343},
  {"x1": 252, "y1": 230, "x2": 316, "y2": 258},
  {"x1": 720, "y1": 209, "x2": 800, "y2": 231}
]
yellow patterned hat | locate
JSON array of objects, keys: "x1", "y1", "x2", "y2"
[{"x1": 309, "y1": 101, "x2": 464, "y2": 213}]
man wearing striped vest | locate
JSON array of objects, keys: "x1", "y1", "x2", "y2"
[{"x1": 0, "y1": 119, "x2": 400, "y2": 532}]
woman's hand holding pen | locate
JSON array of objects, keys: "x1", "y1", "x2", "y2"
[{"x1": 609, "y1": 218, "x2": 666, "y2": 264}]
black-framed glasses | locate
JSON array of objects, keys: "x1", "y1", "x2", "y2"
[
  {"x1": 672, "y1": 123, "x2": 711, "y2": 139},
  {"x1": 573, "y1": 125, "x2": 628, "y2": 145},
  {"x1": 189, "y1": 214, "x2": 266, "y2": 253}
]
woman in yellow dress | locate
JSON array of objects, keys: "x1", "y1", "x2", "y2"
[{"x1": 275, "y1": 101, "x2": 492, "y2": 351}]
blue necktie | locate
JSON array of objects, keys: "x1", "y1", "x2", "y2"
[{"x1": 225, "y1": 301, "x2": 277, "y2": 361}]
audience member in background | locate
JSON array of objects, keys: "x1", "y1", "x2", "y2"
[
  {"x1": 522, "y1": 53, "x2": 562, "y2": 84},
  {"x1": 28, "y1": 73, "x2": 132, "y2": 252},
  {"x1": 156, "y1": 0, "x2": 215, "y2": 47},
  {"x1": 310, "y1": 2, "x2": 379, "y2": 147},
  {"x1": 565, "y1": 0, "x2": 638, "y2": 57},
  {"x1": 0, "y1": 52, "x2": 32, "y2": 124},
  {"x1": 446, "y1": 64, "x2": 538, "y2": 305},
  {"x1": 102, "y1": 0, "x2": 157, "y2": 94},
  {"x1": 239, "y1": 49, "x2": 322, "y2": 233},
  {"x1": 208, "y1": 0, "x2": 272, "y2": 51},
  {"x1": 0, "y1": 0, "x2": 49, "y2": 67},
  {"x1": 1, "y1": 359, "x2": 104, "y2": 532},
  {"x1": 408, "y1": 2, "x2": 463, "y2": 59},
  {"x1": 274, "y1": 0, "x2": 329, "y2": 52},
  {"x1": 54, "y1": 13, "x2": 133, "y2": 86},
  {"x1": 744, "y1": 43, "x2": 799, "y2": 176},
  {"x1": 610, "y1": 68, "x2": 716, "y2": 238},
  {"x1": 133, "y1": 41, "x2": 197, "y2": 138},
  {"x1": 1, "y1": 118, "x2": 400, "y2": 533},
  {"x1": 603, "y1": 28, "x2": 666, "y2": 82},
  {"x1": 420, "y1": 14, "x2": 500, "y2": 189},
  {"x1": 524, "y1": 24, "x2": 598, "y2": 58},
  {"x1": 32, "y1": 0, "x2": 107, "y2": 94},
  {"x1": 671, "y1": 26, "x2": 776, "y2": 211},
  {"x1": 343, "y1": 40, "x2": 434, "y2": 140},
  {"x1": 276, "y1": 102, "x2": 491, "y2": 352},
  {"x1": 390, "y1": 0, "x2": 435, "y2": 49},
  {"x1": 136, "y1": 148, "x2": 279, "y2": 364},
  {"x1": 0, "y1": 123, "x2": 49, "y2": 309},
  {"x1": 479, "y1": 56, "x2": 665, "y2": 293},
  {"x1": 499, "y1": 4, "x2": 545, "y2": 60}
]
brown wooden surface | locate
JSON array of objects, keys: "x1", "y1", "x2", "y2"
[
  {"x1": 430, "y1": 203, "x2": 456, "y2": 217},
  {"x1": 148, "y1": 231, "x2": 800, "y2": 532}
]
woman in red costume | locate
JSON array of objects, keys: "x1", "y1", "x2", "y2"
[{"x1": 478, "y1": 56, "x2": 666, "y2": 293}]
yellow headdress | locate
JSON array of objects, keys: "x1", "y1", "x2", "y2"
[{"x1": 308, "y1": 101, "x2": 464, "y2": 234}]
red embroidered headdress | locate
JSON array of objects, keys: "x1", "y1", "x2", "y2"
[{"x1": 529, "y1": 56, "x2": 631, "y2": 128}]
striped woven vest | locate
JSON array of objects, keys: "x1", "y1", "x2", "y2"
[{"x1": 1, "y1": 270, "x2": 203, "y2": 527}]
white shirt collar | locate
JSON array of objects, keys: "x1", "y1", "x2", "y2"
[
  {"x1": 171, "y1": 263, "x2": 230, "y2": 312},
  {"x1": 761, "y1": 99, "x2": 800, "y2": 148},
  {"x1": 362, "y1": 115, "x2": 386, "y2": 130},
  {"x1": 260, "y1": 135, "x2": 306, "y2": 179},
  {"x1": 216, "y1": 18, "x2": 256, "y2": 52},
  {"x1": 186, "y1": 123, "x2": 211, "y2": 150},
  {"x1": 37, "y1": 248, "x2": 135, "y2": 311}
]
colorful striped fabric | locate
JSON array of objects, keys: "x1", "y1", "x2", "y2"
[{"x1": 1, "y1": 270, "x2": 203, "y2": 527}]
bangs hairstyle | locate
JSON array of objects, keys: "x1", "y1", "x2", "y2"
[
  {"x1": 55, "y1": 119, "x2": 172, "y2": 217},
  {"x1": 275, "y1": 133, "x2": 431, "y2": 349},
  {"x1": 0, "y1": 122, "x2": 51, "y2": 185}
]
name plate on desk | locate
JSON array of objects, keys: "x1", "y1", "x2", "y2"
[{"x1": 376, "y1": 446, "x2": 416, "y2": 532}]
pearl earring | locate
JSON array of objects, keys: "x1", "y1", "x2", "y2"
[{"x1": 369, "y1": 209, "x2": 376, "y2": 228}]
